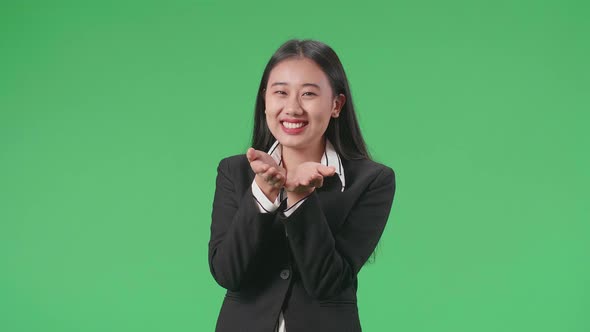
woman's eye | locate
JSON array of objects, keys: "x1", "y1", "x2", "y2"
[
  {"x1": 302, "y1": 92, "x2": 316, "y2": 96},
  {"x1": 275, "y1": 91, "x2": 287, "y2": 95}
]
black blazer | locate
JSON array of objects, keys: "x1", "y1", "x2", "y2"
[{"x1": 209, "y1": 154, "x2": 396, "y2": 332}]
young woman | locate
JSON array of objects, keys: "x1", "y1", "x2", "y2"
[{"x1": 208, "y1": 39, "x2": 396, "y2": 332}]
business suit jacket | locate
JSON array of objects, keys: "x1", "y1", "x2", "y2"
[{"x1": 209, "y1": 154, "x2": 396, "y2": 332}]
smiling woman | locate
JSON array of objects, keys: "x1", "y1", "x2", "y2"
[
  {"x1": 264, "y1": 57, "x2": 346, "y2": 159},
  {"x1": 208, "y1": 39, "x2": 397, "y2": 332}
]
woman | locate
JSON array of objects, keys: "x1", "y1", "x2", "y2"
[{"x1": 208, "y1": 39, "x2": 396, "y2": 332}]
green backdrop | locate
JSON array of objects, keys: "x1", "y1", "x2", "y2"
[{"x1": 1, "y1": 0, "x2": 588, "y2": 331}]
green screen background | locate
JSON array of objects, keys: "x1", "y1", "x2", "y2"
[{"x1": 1, "y1": 1, "x2": 588, "y2": 331}]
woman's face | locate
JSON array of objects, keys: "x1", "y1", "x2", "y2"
[{"x1": 264, "y1": 57, "x2": 345, "y2": 151}]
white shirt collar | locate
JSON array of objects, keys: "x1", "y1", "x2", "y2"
[{"x1": 266, "y1": 139, "x2": 346, "y2": 192}]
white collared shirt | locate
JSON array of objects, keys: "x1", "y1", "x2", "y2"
[{"x1": 250, "y1": 139, "x2": 346, "y2": 332}]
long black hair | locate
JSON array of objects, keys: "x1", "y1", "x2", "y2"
[{"x1": 251, "y1": 39, "x2": 371, "y2": 160}]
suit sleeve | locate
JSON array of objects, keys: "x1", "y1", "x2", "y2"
[
  {"x1": 280, "y1": 166, "x2": 396, "y2": 300},
  {"x1": 208, "y1": 158, "x2": 277, "y2": 291}
]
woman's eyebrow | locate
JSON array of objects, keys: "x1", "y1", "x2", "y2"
[{"x1": 270, "y1": 82, "x2": 321, "y2": 89}]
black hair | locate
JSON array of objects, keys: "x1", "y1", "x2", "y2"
[{"x1": 251, "y1": 39, "x2": 371, "y2": 160}]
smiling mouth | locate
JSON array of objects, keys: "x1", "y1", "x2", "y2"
[{"x1": 281, "y1": 121, "x2": 308, "y2": 129}]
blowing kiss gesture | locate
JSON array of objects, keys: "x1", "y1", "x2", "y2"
[{"x1": 246, "y1": 148, "x2": 336, "y2": 208}]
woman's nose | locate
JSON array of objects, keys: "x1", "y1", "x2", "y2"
[{"x1": 284, "y1": 95, "x2": 303, "y2": 115}]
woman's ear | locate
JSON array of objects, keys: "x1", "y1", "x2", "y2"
[{"x1": 332, "y1": 93, "x2": 346, "y2": 118}]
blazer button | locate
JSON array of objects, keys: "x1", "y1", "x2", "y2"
[{"x1": 280, "y1": 269, "x2": 290, "y2": 280}]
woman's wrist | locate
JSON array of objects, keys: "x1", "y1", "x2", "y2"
[{"x1": 286, "y1": 189, "x2": 313, "y2": 208}]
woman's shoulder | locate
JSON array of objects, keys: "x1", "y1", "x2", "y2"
[
  {"x1": 216, "y1": 154, "x2": 250, "y2": 175},
  {"x1": 218, "y1": 154, "x2": 248, "y2": 166},
  {"x1": 342, "y1": 158, "x2": 395, "y2": 191},
  {"x1": 217, "y1": 154, "x2": 254, "y2": 188}
]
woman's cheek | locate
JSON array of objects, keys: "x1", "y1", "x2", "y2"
[{"x1": 265, "y1": 101, "x2": 283, "y2": 115}]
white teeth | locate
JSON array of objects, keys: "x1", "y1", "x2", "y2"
[{"x1": 282, "y1": 122, "x2": 305, "y2": 129}]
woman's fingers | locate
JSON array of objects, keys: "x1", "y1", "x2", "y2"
[
  {"x1": 251, "y1": 153, "x2": 332, "y2": 191},
  {"x1": 248, "y1": 148, "x2": 286, "y2": 190},
  {"x1": 315, "y1": 174, "x2": 324, "y2": 187},
  {"x1": 283, "y1": 162, "x2": 332, "y2": 193},
  {"x1": 246, "y1": 148, "x2": 254, "y2": 162},
  {"x1": 259, "y1": 167, "x2": 286, "y2": 187},
  {"x1": 247, "y1": 147, "x2": 280, "y2": 167},
  {"x1": 308, "y1": 174, "x2": 324, "y2": 188},
  {"x1": 247, "y1": 148, "x2": 285, "y2": 179},
  {"x1": 250, "y1": 160, "x2": 269, "y2": 174},
  {"x1": 285, "y1": 173, "x2": 324, "y2": 193},
  {"x1": 269, "y1": 173, "x2": 284, "y2": 188},
  {"x1": 246, "y1": 148, "x2": 269, "y2": 162},
  {"x1": 317, "y1": 165, "x2": 336, "y2": 177},
  {"x1": 262, "y1": 167, "x2": 277, "y2": 181}
]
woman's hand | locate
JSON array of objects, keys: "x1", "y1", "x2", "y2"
[
  {"x1": 247, "y1": 148, "x2": 286, "y2": 202},
  {"x1": 285, "y1": 162, "x2": 336, "y2": 206}
]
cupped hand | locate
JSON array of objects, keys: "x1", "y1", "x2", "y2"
[
  {"x1": 247, "y1": 148, "x2": 286, "y2": 199},
  {"x1": 285, "y1": 162, "x2": 336, "y2": 195}
]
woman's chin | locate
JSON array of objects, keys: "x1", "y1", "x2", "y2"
[
  {"x1": 278, "y1": 139, "x2": 302, "y2": 148},
  {"x1": 277, "y1": 137, "x2": 309, "y2": 150}
]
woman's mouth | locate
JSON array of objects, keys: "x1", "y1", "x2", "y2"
[{"x1": 281, "y1": 121, "x2": 308, "y2": 134}]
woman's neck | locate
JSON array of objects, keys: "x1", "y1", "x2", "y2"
[{"x1": 281, "y1": 138, "x2": 325, "y2": 172}]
